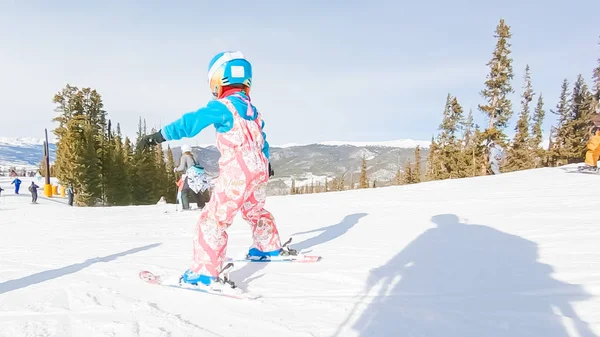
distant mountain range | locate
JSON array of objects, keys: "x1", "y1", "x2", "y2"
[
  {"x1": 0, "y1": 137, "x2": 429, "y2": 194},
  {"x1": 0, "y1": 137, "x2": 56, "y2": 173},
  {"x1": 171, "y1": 140, "x2": 430, "y2": 195}
]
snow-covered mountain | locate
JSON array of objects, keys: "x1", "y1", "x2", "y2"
[
  {"x1": 1, "y1": 164, "x2": 598, "y2": 336},
  {"x1": 172, "y1": 141, "x2": 429, "y2": 195},
  {"x1": 275, "y1": 139, "x2": 431, "y2": 149},
  {"x1": 0, "y1": 137, "x2": 56, "y2": 173}
]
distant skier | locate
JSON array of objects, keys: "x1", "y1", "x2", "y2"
[
  {"x1": 0, "y1": 186, "x2": 4, "y2": 196},
  {"x1": 174, "y1": 144, "x2": 207, "y2": 210},
  {"x1": 11, "y1": 178, "x2": 21, "y2": 194},
  {"x1": 29, "y1": 182, "x2": 39, "y2": 203},
  {"x1": 138, "y1": 50, "x2": 290, "y2": 289},
  {"x1": 579, "y1": 118, "x2": 600, "y2": 172},
  {"x1": 66, "y1": 184, "x2": 74, "y2": 206}
]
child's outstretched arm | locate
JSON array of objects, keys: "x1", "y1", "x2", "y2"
[
  {"x1": 138, "y1": 101, "x2": 232, "y2": 148},
  {"x1": 161, "y1": 100, "x2": 231, "y2": 141}
]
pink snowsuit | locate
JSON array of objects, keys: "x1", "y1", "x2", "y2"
[{"x1": 190, "y1": 94, "x2": 282, "y2": 277}]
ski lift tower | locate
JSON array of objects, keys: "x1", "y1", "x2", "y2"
[{"x1": 43, "y1": 128, "x2": 52, "y2": 197}]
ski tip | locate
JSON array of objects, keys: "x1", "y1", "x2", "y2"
[{"x1": 139, "y1": 270, "x2": 161, "y2": 284}]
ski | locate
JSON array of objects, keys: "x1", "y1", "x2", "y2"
[
  {"x1": 227, "y1": 237, "x2": 322, "y2": 263},
  {"x1": 139, "y1": 264, "x2": 261, "y2": 300},
  {"x1": 226, "y1": 254, "x2": 322, "y2": 263}
]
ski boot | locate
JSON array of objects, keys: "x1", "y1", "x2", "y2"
[
  {"x1": 245, "y1": 238, "x2": 299, "y2": 261},
  {"x1": 179, "y1": 262, "x2": 237, "y2": 289},
  {"x1": 578, "y1": 165, "x2": 598, "y2": 172}
]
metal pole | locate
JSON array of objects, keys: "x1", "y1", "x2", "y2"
[{"x1": 44, "y1": 128, "x2": 52, "y2": 197}]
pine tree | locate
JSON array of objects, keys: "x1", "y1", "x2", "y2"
[
  {"x1": 462, "y1": 109, "x2": 475, "y2": 149},
  {"x1": 75, "y1": 123, "x2": 103, "y2": 205},
  {"x1": 51, "y1": 85, "x2": 107, "y2": 206},
  {"x1": 413, "y1": 145, "x2": 421, "y2": 183},
  {"x1": 110, "y1": 124, "x2": 131, "y2": 205},
  {"x1": 425, "y1": 137, "x2": 441, "y2": 181},
  {"x1": 154, "y1": 142, "x2": 168, "y2": 202},
  {"x1": 358, "y1": 157, "x2": 369, "y2": 188},
  {"x1": 561, "y1": 76, "x2": 597, "y2": 163},
  {"x1": 548, "y1": 79, "x2": 571, "y2": 165},
  {"x1": 438, "y1": 96, "x2": 466, "y2": 178},
  {"x1": 165, "y1": 145, "x2": 178, "y2": 203},
  {"x1": 530, "y1": 94, "x2": 546, "y2": 167},
  {"x1": 478, "y1": 19, "x2": 515, "y2": 170},
  {"x1": 504, "y1": 64, "x2": 534, "y2": 172},
  {"x1": 290, "y1": 179, "x2": 296, "y2": 194},
  {"x1": 560, "y1": 75, "x2": 595, "y2": 163},
  {"x1": 394, "y1": 168, "x2": 403, "y2": 185},
  {"x1": 401, "y1": 159, "x2": 413, "y2": 184}
]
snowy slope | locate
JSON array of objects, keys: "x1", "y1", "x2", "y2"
[{"x1": 1, "y1": 165, "x2": 599, "y2": 337}]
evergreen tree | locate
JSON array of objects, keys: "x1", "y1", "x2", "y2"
[
  {"x1": 478, "y1": 19, "x2": 515, "y2": 170},
  {"x1": 154, "y1": 142, "x2": 169, "y2": 202},
  {"x1": 531, "y1": 94, "x2": 546, "y2": 167},
  {"x1": 413, "y1": 145, "x2": 422, "y2": 183},
  {"x1": 290, "y1": 179, "x2": 296, "y2": 194},
  {"x1": 548, "y1": 79, "x2": 571, "y2": 165},
  {"x1": 394, "y1": 168, "x2": 403, "y2": 185},
  {"x1": 561, "y1": 76, "x2": 596, "y2": 162},
  {"x1": 462, "y1": 109, "x2": 475, "y2": 149},
  {"x1": 401, "y1": 159, "x2": 414, "y2": 184},
  {"x1": 359, "y1": 157, "x2": 369, "y2": 188},
  {"x1": 165, "y1": 145, "x2": 178, "y2": 203},
  {"x1": 504, "y1": 64, "x2": 534, "y2": 172},
  {"x1": 51, "y1": 85, "x2": 107, "y2": 206},
  {"x1": 75, "y1": 123, "x2": 103, "y2": 205},
  {"x1": 437, "y1": 96, "x2": 466, "y2": 178},
  {"x1": 111, "y1": 124, "x2": 131, "y2": 205},
  {"x1": 425, "y1": 136, "x2": 441, "y2": 181}
]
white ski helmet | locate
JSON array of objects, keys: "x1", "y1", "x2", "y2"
[{"x1": 181, "y1": 144, "x2": 192, "y2": 153}]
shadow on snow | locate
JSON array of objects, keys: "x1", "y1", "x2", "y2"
[
  {"x1": 230, "y1": 213, "x2": 367, "y2": 291},
  {"x1": 343, "y1": 214, "x2": 597, "y2": 337},
  {"x1": 0, "y1": 243, "x2": 161, "y2": 295}
]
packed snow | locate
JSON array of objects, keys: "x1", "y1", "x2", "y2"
[{"x1": 1, "y1": 165, "x2": 599, "y2": 337}]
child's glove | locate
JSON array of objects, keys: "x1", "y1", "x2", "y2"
[{"x1": 138, "y1": 130, "x2": 165, "y2": 149}]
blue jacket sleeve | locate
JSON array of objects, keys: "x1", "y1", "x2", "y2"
[
  {"x1": 260, "y1": 118, "x2": 270, "y2": 161},
  {"x1": 160, "y1": 100, "x2": 232, "y2": 141}
]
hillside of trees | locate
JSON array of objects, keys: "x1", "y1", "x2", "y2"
[
  {"x1": 47, "y1": 18, "x2": 599, "y2": 204},
  {"x1": 49, "y1": 85, "x2": 180, "y2": 206}
]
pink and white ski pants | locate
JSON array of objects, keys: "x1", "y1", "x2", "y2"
[{"x1": 189, "y1": 95, "x2": 282, "y2": 277}]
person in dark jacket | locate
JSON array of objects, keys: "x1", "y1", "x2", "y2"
[
  {"x1": 29, "y1": 182, "x2": 39, "y2": 203},
  {"x1": 66, "y1": 184, "x2": 74, "y2": 206}
]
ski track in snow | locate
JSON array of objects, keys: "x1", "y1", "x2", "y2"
[{"x1": 1, "y1": 164, "x2": 600, "y2": 336}]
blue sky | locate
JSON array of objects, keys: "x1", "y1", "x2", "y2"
[{"x1": 1, "y1": 0, "x2": 599, "y2": 147}]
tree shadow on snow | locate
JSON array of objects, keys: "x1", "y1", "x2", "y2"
[
  {"x1": 230, "y1": 213, "x2": 367, "y2": 291},
  {"x1": 0, "y1": 243, "x2": 161, "y2": 295},
  {"x1": 347, "y1": 214, "x2": 598, "y2": 337}
]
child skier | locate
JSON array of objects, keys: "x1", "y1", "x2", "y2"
[{"x1": 139, "y1": 51, "x2": 295, "y2": 288}]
